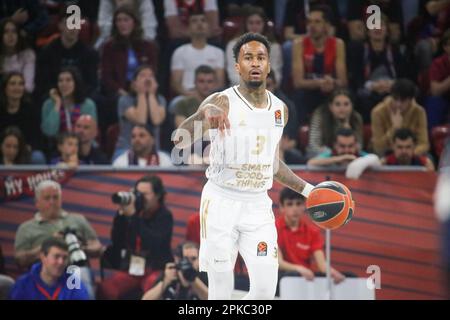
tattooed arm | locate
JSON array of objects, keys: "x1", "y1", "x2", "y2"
[
  {"x1": 173, "y1": 92, "x2": 230, "y2": 149},
  {"x1": 274, "y1": 104, "x2": 315, "y2": 197}
]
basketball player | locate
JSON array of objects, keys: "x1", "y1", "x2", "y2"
[{"x1": 173, "y1": 33, "x2": 315, "y2": 300}]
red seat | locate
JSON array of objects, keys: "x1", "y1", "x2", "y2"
[
  {"x1": 431, "y1": 125, "x2": 450, "y2": 158},
  {"x1": 79, "y1": 19, "x2": 99, "y2": 47},
  {"x1": 104, "y1": 123, "x2": 120, "y2": 160},
  {"x1": 363, "y1": 124, "x2": 372, "y2": 151},
  {"x1": 222, "y1": 16, "x2": 244, "y2": 43},
  {"x1": 417, "y1": 69, "x2": 430, "y2": 96},
  {"x1": 297, "y1": 125, "x2": 309, "y2": 153}
]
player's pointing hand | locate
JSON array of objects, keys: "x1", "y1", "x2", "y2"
[{"x1": 203, "y1": 103, "x2": 231, "y2": 135}]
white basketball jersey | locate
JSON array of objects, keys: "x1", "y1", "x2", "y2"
[{"x1": 206, "y1": 86, "x2": 285, "y2": 192}]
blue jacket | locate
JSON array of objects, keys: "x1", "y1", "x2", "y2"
[{"x1": 9, "y1": 263, "x2": 90, "y2": 300}]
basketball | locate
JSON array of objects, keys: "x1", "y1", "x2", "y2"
[{"x1": 305, "y1": 181, "x2": 355, "y2": 230}]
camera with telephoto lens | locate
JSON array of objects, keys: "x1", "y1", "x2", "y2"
[
  {"x1": 111, "y1": 190, "x2": 144, "y2": 213},
  {"x1": 62, "y1": 228, "x2": 87, "y2": 266},
  {"x1": 176, "y1": 257, "x2": 197, "y2": 282}
]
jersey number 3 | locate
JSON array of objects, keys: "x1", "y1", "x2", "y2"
[{"x1": 251, "y1": 135, "x2": 266, "y2": 155}]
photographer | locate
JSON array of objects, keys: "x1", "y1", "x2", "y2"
[
  {"x1": 97, "y1": 175, "x2": 173, "y2": 300},
  {"x1": 14, "y1": 180, "x2": 103, "y2": 299},
  {"x1": 142, "y1": 242, "x2": 207, "y2": 300}
]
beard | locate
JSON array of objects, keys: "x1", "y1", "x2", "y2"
[{"x1": 246, "y1": 80, "x2": 264, "y2": 89}]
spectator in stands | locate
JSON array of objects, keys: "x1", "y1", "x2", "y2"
[
  {"x1": 266, "y1": 71, "x2": 306, "y2": 164},
  {"x1": 292, "y1": 5, "x2": 347, "y2": 124},
  {"x1": 371, "y1": 78, "x2": 429, "y2": 156},
  {"x1": 142, "y1": 241, "x2": 208, "y2": 300},
  {"x1": 0, "y1": 19, "x2": 35, "y2": 92},
  {"x1": 41, "y1": 66, "x2": 97, "y2": 138},
  {"x1": 0, "y1": 0, "x2": 49, "y2": 37},
  {"x1": 74, "y1": 115, "x2": 110, "y2": 164},
  {"x1": 414, "y1": 0, "x2": 450, "y2": 73},
  {"x1": 164, "y1": 0, "x2": 221, "y2": 41},
  {"x1": 347, "y1": 14, "x2": 405, "y2": 123},
  {"x1": 281, "y1": 1, "x2": 342, "y2": 93},
  {"x1": 276, "y1": 188, "x2": 345, "y2": 283},
  {"x1": 347, "y1": 0, "x2": 403, "y2": 44},
  {"x1": 173, "y1": 65, "x2": 216, "y2": 127},
  {"x1": 307, "y1": 128, "x2": 369, "y2": 167},
  {"x1": 14, "y1": 180, "x2": 103, "y2": 298},
  {"x1": 50, "y1": 132, "x2": 82, "y2": 168},
  {"x1": 0, "y1": 126, "x2": 31, "y2": 165},
  {"x1": 426, "y1": 29, "x2": 450, "y2": 128},
  {"x1": 113, "y1": 125, "x2": 172, "y2": 167},
  {"x1": 96, "y1": 0, "x2": 158, "y2": 49},
  {"x1": 226, "y1": 5, "x2": 283, "y2": 86},
  {"x1": 100, "y1": 5, "x2": 158, "y2": 97},
  {"x1": 283, "y1": 0, "x2": 341, "y2": 41},
  {"x1": 170, "y1": 12, "x2": 225, "y2": 97},
  {"x1": 114, "y1": 64, "x2": 166, "y2": 160},
  {"x1": 0, "y1": 72, "x2": 43, "y2": 159},
  {"x1": 381, "y1": 128, "x2": 435, "y2": 171},
  {"x1": 35, "y1": 15, "x2": 99, "y2": 101},
  {"x1": 308, "y1": 89, "x2": 363, "y2": 157},
  {"x1": 9, "y1": 237, "x2": 90, "y2": 300},
  {"x1": 0, "y1": 245, "x2": 15, "y2": 300},
  {"x1": 98, "y1": 175, "x2": 173, "y2": 299}
]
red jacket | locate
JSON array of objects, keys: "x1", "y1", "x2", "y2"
[{"x1": 100, "y1": 39, "x2": 158, "y2": 95}]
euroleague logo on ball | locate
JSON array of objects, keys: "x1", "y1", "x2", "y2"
[{"x1": 312, "y1": 211, "x2": 327, "y2": 219}]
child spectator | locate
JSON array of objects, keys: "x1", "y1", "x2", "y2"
[
  {"x1": 276, "y1": 188, "x2": 345, "y2": 283},
  {"x1": 50, "y1": 132, "x2": 82, "y2": 168}
]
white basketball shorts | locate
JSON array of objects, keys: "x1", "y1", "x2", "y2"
[{"x1": 199, "y1": 180, "x2": 278, "y2": 273}]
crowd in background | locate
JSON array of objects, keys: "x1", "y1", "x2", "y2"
[
  {"x1": 1, "y1": 0, "x2": 450, "y2": 300},
  {"x1": 0, "y1": 0, "x2": 448, "y2": 171}
]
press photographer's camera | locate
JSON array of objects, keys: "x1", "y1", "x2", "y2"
[
  {"x1": 176, "y1": 257, "x2": 197, "y2": 282},
  {"x1": 62, "y1": 228, "x2": 87, "y2": 266},
  {"x1": 111, "y1": 190, "x2": 144, "y2": 213}
]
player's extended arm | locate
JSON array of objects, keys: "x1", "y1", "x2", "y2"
[
  {"x1": 274, "y1": 104, "x2": 314, "y2": 197},
  {"x1": 172, "y1": 92, "x2": 230, "y2": 149},
  {"x1": 274, "y1": 157, "x2": 314, "y2": 197}
]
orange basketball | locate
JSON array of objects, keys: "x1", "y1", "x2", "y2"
[{"x1": 305, "y1": 181, "x2": 355, "y2": 230}]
